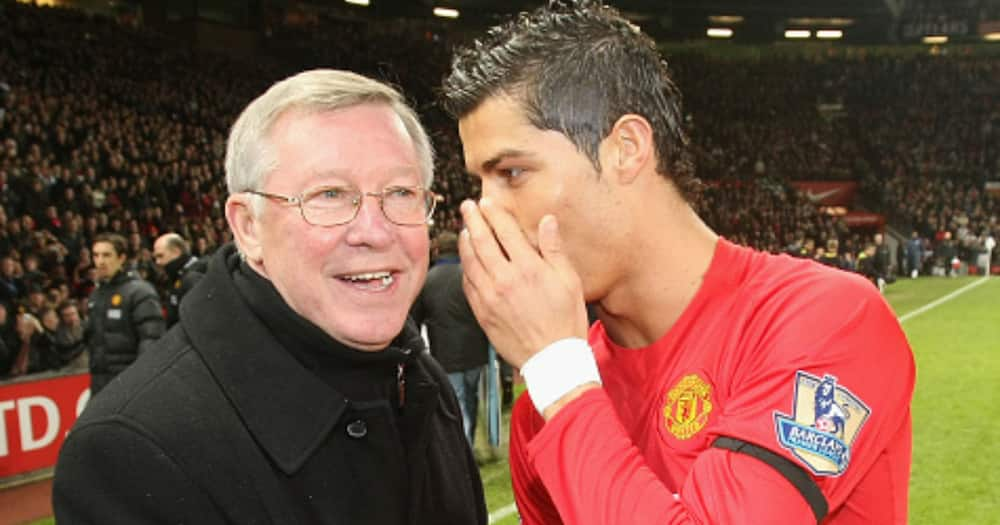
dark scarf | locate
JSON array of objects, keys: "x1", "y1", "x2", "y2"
[
  {"x1": 230, "y1": 253, "x2": 415, "y2": 403},
  {"x1": 163, "y1": 253, "x2": 192, "y2": 282}
]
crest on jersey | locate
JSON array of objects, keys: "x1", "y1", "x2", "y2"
[
  {"x1": 111, "y1": 294, "x2": 122, "y2": 306},
  {"x1": 774, "y1": 371, "x2": 871, "y2": 476},
  {"x1": 663, "y1": 374, "x2": 713, "y2": 440}
]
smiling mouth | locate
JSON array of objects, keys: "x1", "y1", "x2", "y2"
[{"x1": 337, "y1": 271, "x2": 395, "y2": 291}]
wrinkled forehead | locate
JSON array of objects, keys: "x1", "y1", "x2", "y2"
[{"x1": 265, "y1": 106, "x2": 425, "y2": 189}]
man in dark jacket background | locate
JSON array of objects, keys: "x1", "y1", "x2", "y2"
[
  {"x1": 152, "y1": 232, "x2": 207, "y2": 327},
  {"x1": 54, "y1": 69, "x2": 486, "y2": 525},
  {"x1": 412, "y1": 231, "x2": 490, "y2": 446},
  {"x1": 84, "y1": 232, "x2": 164, "y2": 394}
]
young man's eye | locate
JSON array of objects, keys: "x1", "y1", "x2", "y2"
[{"x1": 500, "y1": 168, "x2": 524, "y2": 179}]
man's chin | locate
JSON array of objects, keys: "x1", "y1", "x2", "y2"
[{"x1": 327, "y1": 317, "x2": 407, "y2": 352}]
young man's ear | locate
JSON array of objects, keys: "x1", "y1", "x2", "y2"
[
  {"x1": 602, "y1": 114, "x2": 654, "y2": 184},
  {"x1": 225, "y1": 195, "x2": 264, "y2": 264}
]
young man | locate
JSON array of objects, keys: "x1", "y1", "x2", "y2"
[
  {"x1": 85, "y1": 233, "x2": 165, "y2": 394},
  {"x1": 443, "y1": 1, "x2": 914, "y2": 523},
  {"x1": 54, "y1": 69, "x2": 486, "y2": 524}
]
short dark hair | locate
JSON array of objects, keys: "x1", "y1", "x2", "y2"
[
  {"x1": 94, "y1": 233, "x2": 128, "y2": 258},
  {"x1": 435, "y1": 231, "x2": 459, "y2": 255},
  {"x1": 442, "y1": 0, "x2": 698, "y2": 201},
  {"x1": 57, "y1": 300, "x2": 77, "y2": 314}
]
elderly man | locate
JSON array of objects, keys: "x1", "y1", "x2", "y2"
[
  {"x1": 54, "y1": 70, "x2": 486, "y2": 524},
  {"x1": 152, "y1": 232, "x2": 207, "y2": 327}
]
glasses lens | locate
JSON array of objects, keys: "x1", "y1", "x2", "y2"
[
  {"x1": 301, "y1": 186, "x2": 358, "y2": 226},
  {"x1": 383, "y1": 187, "x2": 431, "y2": 225}
]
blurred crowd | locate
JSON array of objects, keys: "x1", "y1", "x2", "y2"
[{"x1": 0, "y1": 2, "x2": 996, "y2": 379}]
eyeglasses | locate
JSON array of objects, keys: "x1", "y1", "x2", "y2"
[{"x1": 246, "y1": 185, "x2": 437, "y2": 227}]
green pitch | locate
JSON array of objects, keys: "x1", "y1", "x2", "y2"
[{"x1": 480, "y1": 276, "x2": 1000, "y2": 524}]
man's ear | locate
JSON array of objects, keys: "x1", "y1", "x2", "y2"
[
  {"x1": 600, "y1": 114, "x2": 654, "y2": 185},
  {"x1": 225, "y1": 194, "x2": 264, "y2": 264}
]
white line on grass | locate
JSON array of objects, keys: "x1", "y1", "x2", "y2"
[
  {"x1": 488, "y1": 503, "x2": 518, "y2": 524},
  {"x1": 898, "y1": 277, "x2": 991, "y2": 324}
]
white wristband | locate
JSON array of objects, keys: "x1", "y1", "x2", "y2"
[{"x1": 520, "y1": 338, "x2": 602, "y2": 415}]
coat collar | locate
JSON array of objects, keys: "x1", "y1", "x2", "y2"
[{"x1": 178, "y1": 244, "x2": 355, "y2": 475}]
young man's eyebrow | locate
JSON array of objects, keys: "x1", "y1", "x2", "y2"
[{"x1": 480, "y1": 149, "x2": 534, "y2": 172}]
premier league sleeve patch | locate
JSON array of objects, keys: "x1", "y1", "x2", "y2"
[{"x1": 773, "y1": 371, "x2": 871, "y2": 476}]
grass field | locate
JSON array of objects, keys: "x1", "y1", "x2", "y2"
[
  {"x1": 27, "y1": 275, "x2": 999, "y2": 525},
  {"x1": 477, "y1": 275, "x2": 1000, "y2": 524}
]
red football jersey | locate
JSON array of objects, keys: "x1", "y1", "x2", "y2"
[{"x1": 510, "y1": 238, "x2": 914, "y2": 524}]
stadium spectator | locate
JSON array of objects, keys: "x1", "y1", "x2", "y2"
[
  {"x1": 51, "y1": 300, "x2": 88, "y2": 371},
  {"x1": 0, "y1": 303, "x2": 14, "y2": 377},
  {"x1": 7, "y1": 311, "x2": 52, "y2": 376}
]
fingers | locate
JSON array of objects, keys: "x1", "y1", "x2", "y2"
[
  {"x1": 538, "y1": 214, "x2": 581, "y2": 288},
  {"x1": 537, "y1": 215, "x2": 564, "y2": 263},
  {"x1": 459, "y1": 200, "x2": 509, "y2": 278},
  {"x1": 458, "y1": 226, "x2": 489, "y2": 302},
  {"x1": 478, "y1": 198, "x2": 537, "y2": 263}
]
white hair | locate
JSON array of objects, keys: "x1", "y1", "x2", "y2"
[{"x1": 225, "y1": 69, "x2": 435, "y2": 217}]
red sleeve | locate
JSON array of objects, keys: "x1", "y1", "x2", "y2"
[
  {"x1": 713, "y1": 274, "x2": 915, "y2": 519},
  {"x1": 509, "y1": 394, "x2": 564, "y2": 525},
  {"x1": 522, "y1": 389, "x2": 816, "y2": 524},
  {"x1": 510, "y1": 274, "x2": 914, "y2": 524}
]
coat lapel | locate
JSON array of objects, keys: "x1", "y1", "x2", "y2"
[{"x1": 180, "y1": 246, "x2": 348, "y2": 475}]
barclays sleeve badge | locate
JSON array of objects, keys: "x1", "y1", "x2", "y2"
[{"x1": 774, "y1": 371, "x2": 871, "y2": 476}]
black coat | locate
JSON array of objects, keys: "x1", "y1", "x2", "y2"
[
  {"x1": 84, "y1": 270, "x2": 165, "y2": 393},
  {"x1": 163, "y1": 253, "x2": 207, "y2": 327},
  {"x1": 54, "y1": 246, "x2": 487, "y2": 525},
  {"x1": 411, "y1": 257, "x2": 489, "y2": 373}
]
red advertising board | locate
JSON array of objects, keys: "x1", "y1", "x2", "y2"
[
  {"x1": 843, "y1": 212, "x2": 886, "y2": 228},
  {"x1": 0, "y1": 373, "x2": 91, "y2": 479},
  {"x1": 790, "y1": 181, "x2": 859, "y2": 207}
]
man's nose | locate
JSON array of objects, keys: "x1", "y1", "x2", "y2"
[{"x1": 344, "y1": 194, "x2": 394, "y2": 247}]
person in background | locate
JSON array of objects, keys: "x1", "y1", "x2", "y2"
[
  {"x1": 905, "y1": 231, "x2": 923, "y2": 278},
  {"x1": 7, "y1": 311, "x2": 50, "y2": 376},
  {"x1": 52, "y1": 300, "x2": 88, "y2": 371},
  {"x1": 152, "y1": 232, "x2": 207, "y2": 327},
  {"x1": 83, "y1": 233, "x2": 165, "y2": 394},
  {"x1": 412, "y1": 231, "x2": 490, "y2": 447}
]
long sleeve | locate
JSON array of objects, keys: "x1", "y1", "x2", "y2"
[{"x1": 131, "y1": 286, "x2": 165, "y2": 355}]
